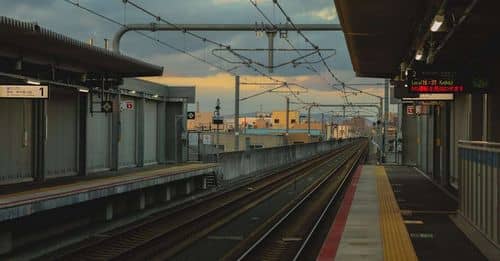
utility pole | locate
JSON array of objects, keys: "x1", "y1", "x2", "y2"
[
  {"x1": 213, "y1": 99, "x2": 222, "y2": 158},
  {"x1": 307, "y1": 105, "x2": 312, "y2": 137},
  {"x1": 321, "y1": 113, "x2": 325, "y2": 140},
  {"x1": 383, "y1": 79, "x2": 389, "y2": 163},
  {"x1": 234, "y1": 76, "x2": 240, "y2": 151},
  {"x1": 330, "y1": 114, "x2": 335, "y2": 140},
  {"x1": 285, "y1": 97, "x2": 290, "y2": 145},
  {"x1": 378, "y1": 97, "x2": 383, "y2": 163},
  {"x1": 342, "y1": 105, "x2": 346, "y2": 123}
]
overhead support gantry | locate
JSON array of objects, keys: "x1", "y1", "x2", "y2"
[{"x1": 112, "y1": 23, "x2": 342, "y2": 72}]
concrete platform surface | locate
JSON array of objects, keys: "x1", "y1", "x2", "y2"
[
  {"x1": 319, "y1": 165, "x2": 418, "y2": 261},
  {"x1": 319, "y1": 165, "x2": 488, "y2": 261},
  {"x1": 0, "y1": 163, "x2": 217, "y2": 222}
]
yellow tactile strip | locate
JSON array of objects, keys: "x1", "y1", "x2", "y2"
[{"x1": 376, "y1": 166, "x2": 418, "y2": 261}]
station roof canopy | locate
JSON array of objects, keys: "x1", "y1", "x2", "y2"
[
  {"x1": 0, "y1": 16, "x2": 163, "y2": 77},
  {"x1": 334, "y1": 0, "x2": 499, "y2": 78}
]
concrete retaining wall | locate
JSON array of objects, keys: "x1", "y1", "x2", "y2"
[{"x1": 218, "y1": 140, "x2": 348, "y2": 180}]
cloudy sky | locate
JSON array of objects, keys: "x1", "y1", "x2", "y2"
[{"x1": 3, "y1": 0, "x2": 386, "y2": 116}]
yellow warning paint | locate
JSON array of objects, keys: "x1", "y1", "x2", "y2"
[
  {"x1": 376, "y1": 166, "x2": 418, "y2": 261},
  {"x1": 403, "y1": 220, "x2": 424, "y2": 225}
]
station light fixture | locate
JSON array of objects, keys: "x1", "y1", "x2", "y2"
[
  {"x1": 430, "y1": 14, "x2": 445, "y2": 32},
  {"x1": 415, "y1": 49, "x2": 424, "y2": 61},
  {"x1": 26, "y1": 80, "x2": 41, "y2": 85},
  {"x1": 129, "y1": 90, "x2": 137, "y2": 94},
  {"x1": 152, "y1": 94, "x2": 159, "y2": 98}
]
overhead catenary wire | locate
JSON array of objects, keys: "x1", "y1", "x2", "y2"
[
  {"x1": 63, "y1": 0, "x2": 236, "y2": 75},
  {"x1": 248, "y1": 0, "x2": 351, "y2": 107},
  {"x1": 64, "y1": 0, "x2": 314, "y2": 108},
  {"x1": 270, "y1": 0, "x2": 383, "y2": 99},
  {"x1": 124, "y1": 0, "x2": 318, "y2": 107},
  {"x1": 67, "y1": 0, "x2": 353, "y2": 110}
]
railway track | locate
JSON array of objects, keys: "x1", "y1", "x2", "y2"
[
  {"x1": 227, "y1": 140, "x2": 367, "y2": 261},
  {"x1": 51, "y1": 141, "x2": 362, "y2": 261}
]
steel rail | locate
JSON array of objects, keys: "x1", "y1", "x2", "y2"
[
  {"x1": 293, "y1": 144, "x2": 365, "y2": 260},
  {"x1": 56, "y1": 142, "x2": 358, "y2": 260},
  {"x1": 236, "y1": 142, "x2": 365, "y2": 260}
]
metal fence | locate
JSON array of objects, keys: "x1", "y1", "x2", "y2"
[{"x1": 458, "y1": 140, "x2": 499, "y2": 247}]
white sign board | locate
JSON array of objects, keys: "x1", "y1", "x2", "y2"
[
  {"x1": 402, "y1": 93, "x2": 454, "y2": 101},
  {"x1": 202, "y1": 134, "x2": 212, "y2": 145},
  {"x1": 407, "y1": 105, "x2": 415, "y2": 115},
  {"x1": 120, "y1": 100, "x2": 135, "y2": 111},
  {"x1": 0, "y1": 85, "x2": 48, "y2": 98}
]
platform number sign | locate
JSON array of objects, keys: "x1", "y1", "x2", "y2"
[
  {"x1": 101, "y1": 101, "x2": 113, "y2": 113},
  {"x1": 187, "y1": 111, "x2": 196, "y2": 120},
  {"x1": 0, "y1": 85, "x2": 49, "y2": 98}
]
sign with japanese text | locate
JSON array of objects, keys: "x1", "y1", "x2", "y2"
[
  {"x1": 0, "y1": 85, "x2": 48, "y2": 98},
  {"x1": 407, "y1": 105, "x2": 415, "y2": 115}
]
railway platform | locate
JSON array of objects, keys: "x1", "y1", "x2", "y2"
[
  {"x1": 318, "y1": 165, "x2": 491, "y2": 261},
  {"x1": 0, "y1": 163, "x2": 217, "y2": 222}
]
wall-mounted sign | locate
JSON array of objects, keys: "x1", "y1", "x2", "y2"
[
  {"x1": 0, "y1": 85, "x2": 48, "y2": 98},
  {"x1": 415, "y1": 105, "x2": 430, "y2": 115},
  {"x1": 402, "y1": 93, "x2": 454, "y2": 101},
  {"x1": 101, "y1": 101, "x2": 113, "y2": 113},
  {"x1": 409, "y1": 79, "x2": 464, "y2": 93},
  {"x1": 202, "y1": 134, "x2": 212, "y2": 145},
  {"x1": 120, "y1": 100, "x2": 135, "y2": 111},
  {"x1": 212, "y1": 115, "x2": 224, "y2": 125},
  {"x1": 187, "y1": 111, "x2": 196, "y2": 120},
  {"x1": 407, "y1": 105, "x2": 415, "y2": 115}
]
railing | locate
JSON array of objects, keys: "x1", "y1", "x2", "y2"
[{"x1": 458, "y1": 140, "x2": 499, "y2": 248}]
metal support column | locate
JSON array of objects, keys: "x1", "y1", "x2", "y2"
[
  {"x1": 483, "y1": 93, "x2": 488, "y2": 141},
  {"x1": 78, "y1": 91, "x2": 88, "y2": 176},
  {"x1": 307, "y1": 105, "x2": 312, "y2": 137},
  {"x1": 321, "y1": 113, "x2": 325, "y2": 140},
  {"x1": 285, "y1": 97, "x2": 290, "y2": 145},
  {"x1": 383, "y1": 79, "x2": 389, "y2": 162},
  {"x1": 266, "y1": 31, "x2": 277, "y2": 73},
  {"x1": 111, "y1": 93, "x2": 120, "y2": 170},
  {"x1": 234, "y1": 76, "x2": 240, "y2": 151},
  {"x1": 33, "y1": 99, "x2": 47, "y2": 181},
  {"x1": 379, "y1": 97, "x2": 384, "y2": 163},
  {"x1": 137, "y1": 97, "x2": 145, "y2": 167}
]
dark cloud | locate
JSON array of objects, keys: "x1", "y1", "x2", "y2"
[{"x1": 0, "y1": 0, "x2": 362, "y2": 84}]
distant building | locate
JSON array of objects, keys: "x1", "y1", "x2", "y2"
[
  {"x1": 188, "y1": 111, "x2": 213, "y2": 131},
  {"x1": 271, "y1": 111, "x2": 300, "y2": 129}
]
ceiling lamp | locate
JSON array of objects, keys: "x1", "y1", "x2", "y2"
[
  {"x1": 415, "y1": 49, "x2": 424, "y2": 61},
  {"x1": 430, "y1": 14, "x2": 445, "y2": 32}
]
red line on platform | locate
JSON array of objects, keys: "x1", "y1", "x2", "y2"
[{"x1": 316, "y1": 165, "x2": 363, "y2": 261}]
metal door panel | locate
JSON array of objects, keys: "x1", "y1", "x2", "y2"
[
  {"x1": 144, "y1": 100, "x2": 158, "y2": 165},
  {"x1": 46, "y1": 88, "x2": 78, "y2": 178},
  {"x1": 119, "y1": 97, "x2": 137, "y2": 168},
  {"x1": 87, "y1": 96, "x2": 111, "y2": 172},
  {"x1": 0, "y1": 99, "x2": 32, "y2": 183}
]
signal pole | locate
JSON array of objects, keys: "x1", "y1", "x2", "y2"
[
  {"x1": 234, "y1": 76, "x2": 240, "y2": 151},
  {"x1": 285, "y1": 97, "x2": 290, "y2": 145}
]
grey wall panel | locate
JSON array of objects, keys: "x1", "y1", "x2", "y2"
[
  {"x1": 144, "y1": 100, "x2": 158, "y2": 165},
  {"x1": 166, "y1": 102, "x2": 183, "y2": 163},
  {"x1": 0, "y1": 99, "x2": 32, "y2": 183},
  {"x1": 450, "y1": 94, "x2": 471, "y2": 188},
  {"x1": 420, "y1": 113, "x2": 429, "y2": 171},
  {"x1": 46, "y1": 88, "x2": 78, "y2": 178},
  {"x1": 488, "y1": 92, "x2": 500, "y2": 142},
  {"x1": 427, "y1": 113, "x2": 434, "y2": 174},
  {"x1": 157, "y1": 102, "x2": 167, "y2": 163},
  {"x1": 403, "y1": 104, "x2": 417, "y2": 165},
  {"x1": 87, "y1": 96, "x2": 111, "y2": 172},
  {"x1": 119, "y1": 97, "x2": 137, "y2": 168}
]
